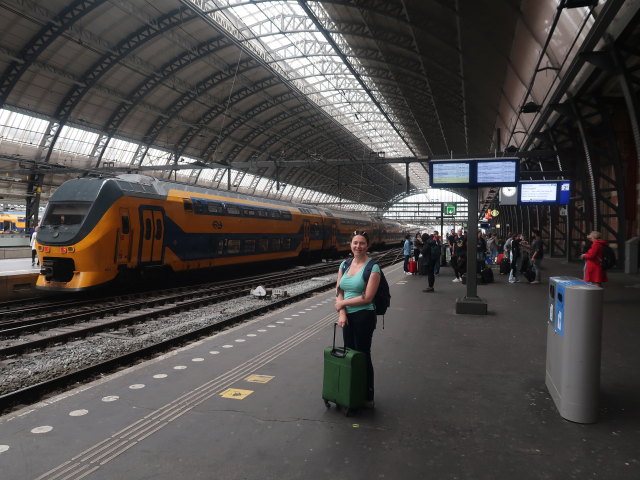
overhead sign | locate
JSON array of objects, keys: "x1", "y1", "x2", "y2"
[
  {"x1": 444, "y1": 204, "x2": 457, "y2": 215},
  {"x1": 431, "y1": 162, "x2": 471, "y2": 187},
  {"x1": 519, "y1": 181, "x2": 571, "y2": 205},
  {"x1": 476, "y1": 159, "x2": 519, "y2": 186},
  {"x1": 429, "y1": 158, "x2": 519, "y2": 188}
]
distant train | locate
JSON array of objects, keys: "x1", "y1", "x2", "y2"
[
  {"x1": 35, "y1": 174, "x2": 405, "y2": 292},
  {"x1": 0, "y1": 212, "x2": 27, "y2": 233}
]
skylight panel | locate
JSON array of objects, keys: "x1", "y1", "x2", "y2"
[{"x1": 189, "y1": 1, "x2": 413, "y2": 159}]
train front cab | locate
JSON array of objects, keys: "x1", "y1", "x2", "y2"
[{"x1": 35, "y1": 179, "x2": 141, "y2": 292}]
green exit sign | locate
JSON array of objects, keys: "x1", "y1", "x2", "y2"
[{"x1": 444, "y1": 204, "x2": 457, "y2": 215}]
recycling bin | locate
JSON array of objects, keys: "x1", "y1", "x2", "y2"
[{"x1": 546, "y1": 277, "x2": 603, "y2": 423}]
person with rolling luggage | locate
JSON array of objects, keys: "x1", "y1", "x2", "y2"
[{"x1": 334, "y1": 231, "x2": 380, "y2": 408}]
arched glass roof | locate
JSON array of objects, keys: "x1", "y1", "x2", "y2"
[{"x1": 188, "y1": 0, "x2": 430, "y2": 187}]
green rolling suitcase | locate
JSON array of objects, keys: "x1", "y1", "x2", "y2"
[{"x1": 322, "y1": 323, "x2": 366, "y2": 416}]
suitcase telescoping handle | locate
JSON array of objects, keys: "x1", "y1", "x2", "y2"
[{"x1": 331, "y1": 322, "x2": 348, "y2": 358}]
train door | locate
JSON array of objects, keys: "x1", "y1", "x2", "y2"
[
  {"x1": 302, "y1": 219, "x2": 311, "y2": 250},
  {"x1": 139, "y1": 207, "x2": 164, "y2": 264},
  {"x1": 116, "y1": 208, "x2": 132, "y2": 264}
]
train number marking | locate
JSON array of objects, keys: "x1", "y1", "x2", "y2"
[{"x1": 212, "y1": 221, "x2": 223, "y2": 229}]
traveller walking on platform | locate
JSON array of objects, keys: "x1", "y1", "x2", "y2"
[
  {"x1": 402, "y1": 234, "x2": 412, "y2": 275},
  {"x1": 421, "y1": 233, "x2": 439, "y2": 292},
  {"x1": 30, "y1": 226, "x2": 39, "y2": 267},
  {"x1": 581, "y1": 231, "x2": 608, "y2": 287},
  {"x1": 508, "y1": 233, "x2": 521, "y2": 283},
  {"x1": 452, "y1": 232, "x2": 467, "y2": 283},
  {"x1": 335, "y1": 231, "x2": 380, "y2": 407},
  {"x1": 529, "y1": 229, "x2": 544, "y2": 284}
]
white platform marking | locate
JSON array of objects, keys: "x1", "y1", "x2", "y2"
[{"x1": 31, "y1": 426, "x2": 53, "y2": 434}]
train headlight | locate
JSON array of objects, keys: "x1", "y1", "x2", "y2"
[{"x1": 67, "y1": 247, "x2": 75, "y2": 252}]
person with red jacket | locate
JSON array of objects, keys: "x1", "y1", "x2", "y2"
[{"x1": 581, "y1": 231, "x2": 608, "y2": 286}]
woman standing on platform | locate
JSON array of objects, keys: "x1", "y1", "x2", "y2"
[
  {"x1": 402, "y1": 234, "x2": 412, "y2": 275},
  {"x1": 30, "y1": 226, "x2": 39, "y2": 267},
  {"x1": 335, "y1": 231, "x2": 380, "y2": 408},
  {"x1": 581, "y1": 231, "x2": 608, "y2": 287}
]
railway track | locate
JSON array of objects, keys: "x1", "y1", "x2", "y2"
[{"x1": 0, "y1": 250, "x2": 401, "y2": 412}]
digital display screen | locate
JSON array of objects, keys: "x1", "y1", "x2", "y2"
[
  {"x1": 518, "y1": 181, "x2": 571, "y2": 204},
  {"x1": 476, "y1": 160, "x2": 518, "y2": 185},
  {"x1": 430, "y1": 162, "x2": 470, "y2": 186},
  {"x1": 519, "y1": 183, "x2": 558, "y2": 204}
]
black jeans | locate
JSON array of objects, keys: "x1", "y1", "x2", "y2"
[
  {"x1": 424, "y1": 262, "x2": 435, "y2": 287},
  {"x1": 343, "y1": 309, "x2": 376, "y2": 401}
]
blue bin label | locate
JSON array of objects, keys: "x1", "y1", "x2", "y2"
[{"x1": 555, "y1": 283, "x2": 565, "y2": 336}]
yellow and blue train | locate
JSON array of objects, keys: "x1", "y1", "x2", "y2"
[
  {"x1": 0, "y1": 212, "x2": 27, "y2": 233},
  {"x1": 35, "y1": 174, "x2": 405, "y2": 292}
]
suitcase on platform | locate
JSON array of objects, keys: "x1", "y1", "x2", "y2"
[
  {"x1": 481, "y1": 267, "x2": 494, "y2": 284},
  {"x1": 322, "y1": 323, "x2": 366, "y2": 416},
  {"x1": 499, "y1": 257, "x2": 511, "y2": 275},
  {"x1": 497, "y1": 253, "x2": 505, "y2": 264},
  {"x1": 408, "y1": 260, "x2": 418, "y2": 274},
  {"x1": 523, "y1": 268, "x2": 536, "y2": 282}
]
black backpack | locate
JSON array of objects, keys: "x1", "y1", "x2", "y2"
[
  {"x1": 341, "y1": 258, "x2": 391, "y2": 322},
  {"x1": 600, "y1": 244, "x2": 616, "y2": 270}
]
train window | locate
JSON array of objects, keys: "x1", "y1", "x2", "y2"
[
  {"x1": 227, "y1": 239, "x2": 241, "y2": 254},
  {"x1": 269, "y1": 238, "x2": 281, "y2": 251},
  {"x1": 207, "y1": 202, "x2": 223, "y2": 214},
  {"x1": 121, "y1": 216, "x2": 130, "y2": 234},
  {"x1": 155, "y1": 219, "x2": 162, "y2": 240},
  {"x1": 226, "y1": 205, "x2": 241, "y2": 215},
  {"x1": 218, "y1": 239, "x2": 226, "y2": 256},
  {"x1": 243, "y1": 239, "x2": 256, "y2": 253},
  {"x1": 41, "y1": 202, "x2": 90, "y2": 226},
  {"x1": 257, "y1": 210, "x2": 267, "y2": 217},
  {"x1": 280, "y1": 210, "x2": 292, "y2": 220},
  {"x1": 183, "y1": 199, "x2": 193, "y2": 212},
  {"x1": 145, "y1": 218, "x2": 152, "y2": 240},
  {"x1": 243, "y1": 208, "x2": 256, "y2": 216},
  {"x1": 282, "y1": 238, "x2": 291, "y2": 250},
  {"x1": 269, "y1": 210, "x2": 280, "y2": 218},
  {"x1": 258, "y1": 239, "x2": 269, "y2": 252}
]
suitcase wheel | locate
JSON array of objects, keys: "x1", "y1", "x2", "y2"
[{"x1": 323, "y1": 399, "x2": 331, "y2": 408}]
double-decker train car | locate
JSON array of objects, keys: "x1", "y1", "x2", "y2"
[
  {"x1": 35, "y1": 174, "x2": 405, "y2": 292},
  {"x1": 0, "y1": 212, "x2": 27, "y2": 233}
]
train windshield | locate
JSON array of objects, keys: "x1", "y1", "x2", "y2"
[{"x1": 42, "y1": 203, "x2": 91, "y2": 226}]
